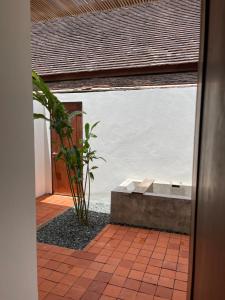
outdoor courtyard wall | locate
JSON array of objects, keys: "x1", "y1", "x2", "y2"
[{"x1": 34, "y1": 86, "x2": 197, "y2": 209}]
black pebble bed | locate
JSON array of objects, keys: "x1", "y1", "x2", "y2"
[{"x1": 37, "y1": 208, "x2": 110, "y2": 250}]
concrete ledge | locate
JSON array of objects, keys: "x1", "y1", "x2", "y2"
[{"x1": 111, "y1": 187, "x2": 191, "y2": 234}]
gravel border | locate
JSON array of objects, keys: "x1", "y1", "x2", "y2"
[{"x1": 37, "y1": 208, "x2": 110, "y2": 250}]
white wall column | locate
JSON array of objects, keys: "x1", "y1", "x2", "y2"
[{"x1": 0, "y1": 1, "x2": 38, "y2": 299}]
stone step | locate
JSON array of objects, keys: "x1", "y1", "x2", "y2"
[{"x1": 133, "y1": 178, "x2": 154, "y2": 194}]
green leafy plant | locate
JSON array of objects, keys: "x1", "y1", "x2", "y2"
[{"x1": 32, "y1": 70, "x2": 105, "y2": 224}]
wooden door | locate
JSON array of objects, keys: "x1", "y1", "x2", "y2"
[
  {"x1": 190, "y1": 0, "x2": 225, "y2": 299},
  {"x1": 51, "y1": 102, "x2": 82, "y2": 196}
]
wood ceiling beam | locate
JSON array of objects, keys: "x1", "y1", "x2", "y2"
[
  {"x1": 40, "y1": 62, "x2": 198, "y2": 82},
  {"x1": 31, "y1": 0, "x2": 155, "y2": 22}
]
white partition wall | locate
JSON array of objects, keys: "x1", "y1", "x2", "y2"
[{"x1": 0, "y1": 1, "x2": 38, "y2": 299}]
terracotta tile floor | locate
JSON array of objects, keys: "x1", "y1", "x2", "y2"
[
  {"x1": 36, "y1": 194, "x2": 74, "y2": 228},
  {"x1": 37, "y1": 195, "x2": 190, "y2": 300}
]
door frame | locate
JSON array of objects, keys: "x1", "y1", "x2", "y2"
[
  {"x1": 189, "y1": 0, "x2": 225, "y2": 298},
  {"x1": 188, "y1": 0, "x2": 208, "y2": 298}
]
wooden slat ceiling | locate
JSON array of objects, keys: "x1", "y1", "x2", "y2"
[{"x1": 31, "y1": 0, "x2": 154, "y2": 22}]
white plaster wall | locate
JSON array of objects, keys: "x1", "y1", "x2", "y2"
[
  {"x1": 33, "y1": 102, "x2": 52, "y2": 197},
  {"x1": 51, "y1": 86, "x2": 197, "y2": 210},
  {"x1": 0, "y1": 0, "x2": 38, "y2": 299},
  {"x1": 33, "y1": 102, "x2": 46, "y2": 196}
]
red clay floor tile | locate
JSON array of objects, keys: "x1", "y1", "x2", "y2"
[
  {"x1": 109, "y1": 275, "x2": 126, "y2": 287},
  {"x1": 136, "y1": 291, "x2": 154, "y2": 300},
  {"x1": 155, "y1": 286, "x2": 173, "y2": 299},
  {"x1": 88, "y1": 280, "x2": 107, "y2": 294},
  {"x1": 103, "y1": 284, "x2": 122, "y2": 298},
  {"x1": 172, "y1": 290, "x2": 187, "y2": 300},
  {"x1": 139, "y1": 282, "x2": 157, "y2": 296},
  {"x1": 123, "y1": 278, "x2": 141, "y2": 291},
  {"x1": 158, "y1": 276, "x2": 174, "y2": 289},
  {"x1": 119, "y1": 287, "x2": 137, "y2": 300}
]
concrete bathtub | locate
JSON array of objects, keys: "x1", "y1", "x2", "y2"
[{"x1": 111, "y1": 179, "x2": 192, "y2": 234}]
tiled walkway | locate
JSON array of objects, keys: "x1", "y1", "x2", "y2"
[
  {"x1": 37, "y1": 195, "x2": 189, "y2": 300},
  {"x1": 37, "y1": 194, "x2": 74, "y2": 228}
]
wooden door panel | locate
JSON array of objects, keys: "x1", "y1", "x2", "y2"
[{"x1": 51, "y1": 102, "x2": 82, "y2": 196}]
